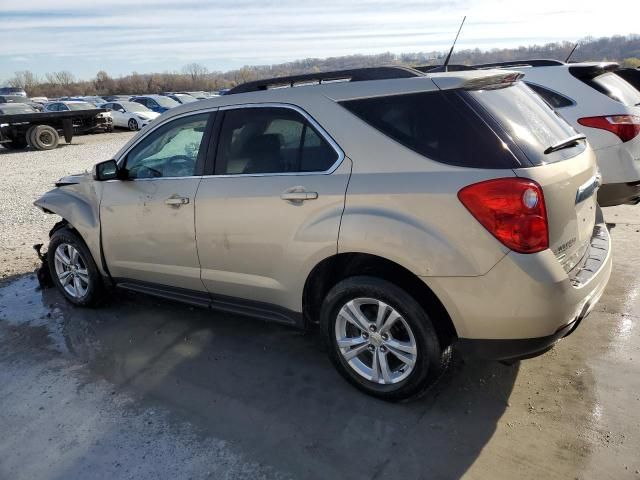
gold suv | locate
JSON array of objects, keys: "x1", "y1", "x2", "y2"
[{"x1": 35, "y1": 67, "x2": 612, "y2": 400}]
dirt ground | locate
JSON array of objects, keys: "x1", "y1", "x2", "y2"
[{"x1": 0, "y1": 136, "x2": 639, "y2": 479}]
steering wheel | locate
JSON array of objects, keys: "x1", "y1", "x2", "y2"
[{"x1": 164, "y1": 155, "x2": 196, "y2": 177}]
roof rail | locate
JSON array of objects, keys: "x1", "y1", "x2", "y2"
[
  {"x1": 415, "y1": 64, "x2": 476, "y2": 73},
  {"x1": 473, "y1": 59, "x2": 565, "y2": 69},
  {"x1": 226, "y1": 66, "x2": 424, "y2": 95}
]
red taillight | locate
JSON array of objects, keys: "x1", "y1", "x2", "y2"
[
  {"x1": 578, "y1": 115, "x2": 640, "y2": 142},
  {"x1": 458, "y1": 178, "x2": 549, "y2": 254}
]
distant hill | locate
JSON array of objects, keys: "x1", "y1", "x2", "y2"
[{"x1": 4, "y1": 34, "x2": 640, "y2": 98}]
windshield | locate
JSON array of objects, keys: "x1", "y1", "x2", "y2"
[
  {"x1": 154, "y1": 96, "x2": 179, "y2": 108},
  {"x1": 121, "y1": 101, "x2": 151, "y2": 112},
  {"x1": 67, "y1": 102, "x2": 95, "y2": 111},
  {"x1": 0, "y1": 103, "x2": 37, "y2": 114},
  {"x1": 468, "y1": 82, "x2": 584, "y2": 165},
  {"x1": 591, "y1": 72, "x2": 640, "y2": 106}
]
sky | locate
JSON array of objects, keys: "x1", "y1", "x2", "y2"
[{"x1": 0, "y1": 0, "x2": 638, "y2": 81}]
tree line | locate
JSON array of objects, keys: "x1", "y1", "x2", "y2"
[{"x1": 3, "y1": 34, "x2": 639, "y2": 98}]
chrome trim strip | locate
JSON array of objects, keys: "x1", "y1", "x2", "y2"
[{"x1": 115, "y1": 102, "x2": 345, "y2": 180}]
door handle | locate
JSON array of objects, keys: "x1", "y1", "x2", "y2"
[
  {"x1": 280, "y1": 190, "x2": 318, "y2": 202},
  {"x1": 165, "y1": 195, "x2": 190, "y2": 206}
]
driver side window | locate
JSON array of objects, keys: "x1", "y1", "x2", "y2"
[{"x1": 124, "y1": 113, "x2": 210, "y2": 179}]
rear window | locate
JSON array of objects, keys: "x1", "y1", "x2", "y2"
[
  {"x1": 586, "y1": 72, "x2": 640, "y2": 106},
  {"x1": 467, "y1": 83, "x2": 585, "y2": 165},
  {"x1": 616, "y1": 69, "x2": 640, "y2": 91},
  {"x1": 340, "y1": 90, "x2": 518, "y2": 169}
]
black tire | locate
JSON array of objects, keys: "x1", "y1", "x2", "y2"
[
  {"x1": 48, "y1": 228, "x2": 104, "y2": 307},
  {"x1": 128, "y1": 118, "x2": 139, "y2": 131},
  {"x1": 31, "y1": 125, "x2": 59, "y2": 150},
  {"x1": 26, "y1": 126, "x2": 38, "y2": 148},
  {"x1": 321, "y1": 276, "x2": 450, "y2": 401}
]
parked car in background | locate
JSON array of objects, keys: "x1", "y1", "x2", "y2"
[
  {"x1": 82, "y1": 96, "x2": 107, "y2": 106},
  {"x1": 29, "y1": 96, "x2": 48, "y2": 105},
  {"x1": 176, "y1": 91, "x2": 211, "y2": 100},
  {"x1": 35, "y1": 66, "x2": 611, "y2": 400},
  {"x1": 101, "y1": 100, "x2": 159, "y2": 130},
  {"x1": 475, "y1": 60, "x2": 640, "y2": 206},
  {"x1": 0, "y1": 86, "x2": 27, "y2": 97},
  {"x1": 0, "y1": 102, "x2": 39, "y2": 115},
  {"x1": 166, "y1": 93, "x2": 198, "y2": 104},
  {"x1": 616, "y1": 68, "x2": 640, "y2": 91},
  {"x1": 44, "y1": 101, "x2": 113, "y2": 132},
  {"x1": 0, "y1": 95, "x2": 27, "y2": 104},
  {"x1": 28, "y1": 101, "x2": 44, "y2": 111},
  {"x1": 130, "y1": 95, "x2": 179, "y2": 113},
  {"x1": 103, "y1": 95, "x2": 132, "y2": 102},
  {"x1": 45, "y1": 100, "x2": 99, "y2": 112}
]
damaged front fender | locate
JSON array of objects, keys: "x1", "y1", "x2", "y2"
[{"x1": 34, "y1": 175, "x2": 106, "y2": 276}]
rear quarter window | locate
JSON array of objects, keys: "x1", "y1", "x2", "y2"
[
  {"x1": 340, "y1": 90, "x2": 519, "y2": 169},
  {"x1": 525, "y1": 83, "x2": 574, "y2": 108}
]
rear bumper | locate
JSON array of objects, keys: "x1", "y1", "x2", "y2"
[
  {"x1": 457, "y1": 312, "x2": 584, "y2": 362},
  {"x1": 425, "y1": 220, "x2": 612, "y2": 358},
  {"x1": 597, "y1": 181, "x2": 640, "y2": 206}
]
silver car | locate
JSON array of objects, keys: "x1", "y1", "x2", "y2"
[{"x1": 35, "y1": 67, "x2": 612, "y2": 400}]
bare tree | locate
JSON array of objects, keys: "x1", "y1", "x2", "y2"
[
  {"x1": 7, "y1": 70, "x2": 40, "y2": 94},
  {"x1": 94, "y1": 70, "x2": 115, "y2": 95},
  {"x1": 182, "y1": 63, "x2": 209, "y2": 88}
]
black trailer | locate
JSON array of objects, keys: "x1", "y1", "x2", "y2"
[{"x1": 0, "y1": 108, "x2": 111, "y2": 151}]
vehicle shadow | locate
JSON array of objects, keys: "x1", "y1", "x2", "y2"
[{"x1": 38, "y1": 285, "x2": 518, "y2": 480}]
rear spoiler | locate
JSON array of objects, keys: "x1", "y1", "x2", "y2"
[
  {"x1": 428, "y1": 70, "x2": 524, "y2": 91},
  {"x1": 568, "y1": 62, "x2": 619, "y2": 80}
]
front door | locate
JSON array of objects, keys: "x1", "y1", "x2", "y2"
[
  {"x1": 195, "y1": 106, "x2": 351, "y2": 312},
  {"x1": 101, "y1": 112, "x2": 213, "y2": 291}
]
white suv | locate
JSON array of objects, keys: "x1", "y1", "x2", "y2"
[{"x1": 475, "y1": 60, "x2": 640, "y2": 206}]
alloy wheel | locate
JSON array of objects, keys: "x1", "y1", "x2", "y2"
[
  {"x1": 53, "y1": 243, "x2": 90, "y2": 298},
  {"x1": 335, "y1": 298, "x2": 417, "y2": 385}
]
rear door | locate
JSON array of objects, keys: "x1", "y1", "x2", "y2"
[
  {"x1": 195, "y1": 105, "x2": 351, "y2": 313},
  {"x1": 467, "y1": 82, "x2": 598, "y2": 271}
]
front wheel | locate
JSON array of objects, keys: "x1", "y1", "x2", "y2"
[
  {"x1": 321, "y1": 276, "x2": 449, "y2": 401},
  {"x1": 128, "y1": 118, "x2": 139, "y2": 131},
  {"x1": 48, "y1": 228, "x2": 104, "y2": 306}
]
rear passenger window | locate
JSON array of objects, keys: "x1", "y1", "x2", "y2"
[
  {"x1": 216, "y1": 107, "x2": 339, "y2": 175},
  {"x1": 340, "y1": 91, "x2": 517, "y2": 169},
  {"x1": 526, "y1": 83, "x2": 574, "y2": 108}
]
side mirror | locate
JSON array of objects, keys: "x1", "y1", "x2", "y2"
[
  {"x1": 118, "y1": 109, "x2": 125, "y2": 113},
  {"x1": 93, "y1": 159, "x2": 120, "y2": 181}
]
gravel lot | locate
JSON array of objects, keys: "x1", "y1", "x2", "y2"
[
  {"x1": 0, "y1": 134, "x2": 639, "y2": 479},
  {"x1": 0, "y1": 131, "x2": 135, "y2": 279}
]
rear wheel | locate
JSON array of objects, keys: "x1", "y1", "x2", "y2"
[
  {"x1": 321, "y1": 276, "x2": 449, "y2": 401},
  {"x1": 128, "y1": 118, "x2": 139, "y2": 131},
  {"x1": 48, "y1": 228, "x2": 104, "y2": 306},
  {"x1": 30, "y1": 125, "x2": 59, "y2": 150},
  {"x1": 26, "y1": 125, "x2": 38, "y2": 147}
]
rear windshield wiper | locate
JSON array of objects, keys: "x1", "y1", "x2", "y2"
[{"x1": 544, "y1": 134, "x2": 586, "y2": 155}]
